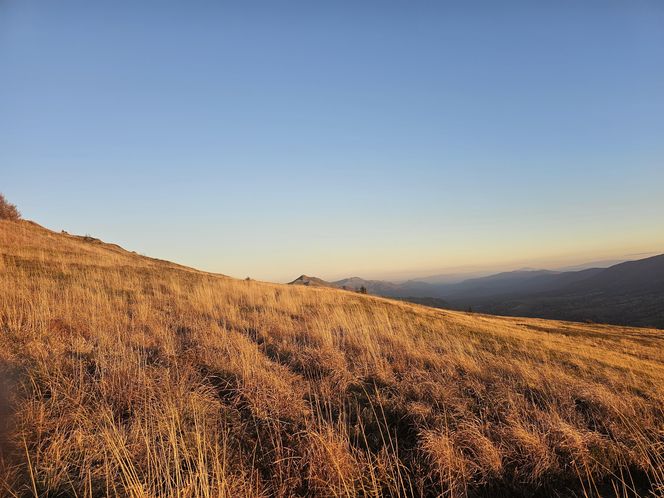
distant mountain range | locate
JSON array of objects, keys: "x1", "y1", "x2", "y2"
[
  {"x1": 290, "y1": 254, "x2": 664, "y2": 328},
  {"x1": 289, "y1": 274, "x2": 435, "y2": 297}
]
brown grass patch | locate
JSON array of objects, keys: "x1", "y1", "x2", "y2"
[{"x1": 0, "y1": 220, "x2": 663, "y2": 497}]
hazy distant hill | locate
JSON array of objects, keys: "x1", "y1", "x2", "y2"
[
  {"x1": 437, "y1": 255, "x2": 664, "y2": 328},
  {"x1": 292, "y1": 254, "x2": 664, "y2": 328},
  {"x1": 557, "y1": 258, "x2": 631, "y2": 271},
  {"x1": 407, "y1": 269, "x2": 493, "y2": 285},
  {"x1": 434, "y1": 269, "x2": 560, "y2": 297},
  {"x1": 333, "y1": 277, "x2": 435, "y2": 297},
  {"x1": 290, "y1": 275, "x2": 438, "y2": 297},
  {"x1": 333, "y1": 277, "x2": 398, "y2": 294},
  {"x1": 288, "y1": 275, "x2": 336, "y2": 288},
  {"x1": 568, "y1": 253, "x2": 664, "y2": 294}
]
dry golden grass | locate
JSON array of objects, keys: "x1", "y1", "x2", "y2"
[{"x1": 0, "y1": 220, "x2": 663, "y2": 497}]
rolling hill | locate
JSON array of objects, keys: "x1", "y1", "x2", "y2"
[
  {"x1": 288, "y1": 274, "x2": 336, "y2": 288},
  {"x1": 436, "y1": 255, "x2": 664, "y2": 328},
  {"x1": 1, "y1": 219, "x2": 663, "y2": 497},
  {"x1": 292, "y1": 256, "x2": 664, "y2": 328},
  {"x1": 290, "y1": 275, "x2": 439, "y2": 298}
]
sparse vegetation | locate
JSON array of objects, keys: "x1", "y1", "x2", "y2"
[
  {"x1": 0, "y1": 194, "x2": 20, "y2": 221},
  {"x1": 0, "y1": 220, "x2": 663, "y2": 497}
]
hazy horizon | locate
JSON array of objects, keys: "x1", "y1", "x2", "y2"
[
  {"x1": 17, "y1": 216, "x2": 664, "y2": 284},
  {"x1": 311, "y1": 250, "x2": 663, "y2": 285},
  {"x1": 3, "y1": 1, "x2": 664, "y2": 282}
]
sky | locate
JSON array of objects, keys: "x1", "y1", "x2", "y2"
[{"x1": 2, "y1": 1, "x2": 664, "y2": 282}]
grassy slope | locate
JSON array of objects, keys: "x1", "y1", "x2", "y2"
[{"x1": 0, "y1": 220, "x2": 663, "y2": 497}]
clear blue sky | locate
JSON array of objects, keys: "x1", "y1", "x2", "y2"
[{"x1": 2, "y1": 1, "x2": 663, "y2": 282}]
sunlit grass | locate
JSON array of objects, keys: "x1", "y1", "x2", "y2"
[{"x1": 1, "y1": 220, "x2": 663, "y2": 497}]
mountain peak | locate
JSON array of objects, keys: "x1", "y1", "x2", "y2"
[{"x1": 288, "y1": 275, "x2": 333, "y2": 287}]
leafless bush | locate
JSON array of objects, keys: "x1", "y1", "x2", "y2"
[{"x1": 0, "y1": 194, "x2": 20, "y2": 221}]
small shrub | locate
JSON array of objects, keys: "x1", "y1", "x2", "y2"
[{"x1": 0, "y1": 194, "x2": 20, "y2": 221}]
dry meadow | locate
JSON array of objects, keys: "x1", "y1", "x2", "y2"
[{"x1": 0, "y1": 220, "x2": 663, "y2": 497}]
